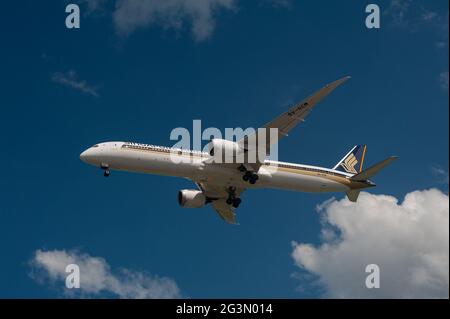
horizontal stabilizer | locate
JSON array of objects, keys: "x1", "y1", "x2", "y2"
[{"x1": 351, "y1": 156, "x2": 398, "y2": 181}]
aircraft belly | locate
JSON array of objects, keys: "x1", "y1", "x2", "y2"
[
  {"x1": 195, "y1": 164, "x2": 247, "y2": 187},
  {"x1": 108, "y1": 151, "x2": 201, "y2": 178},
  {"x1": 261, "y1": 169, "x2": 349, "y2": 193}
]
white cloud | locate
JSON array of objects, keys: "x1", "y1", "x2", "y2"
[
  {"x1": 74, "y1": 1, "x2": 294, "y2": 41},
  {"x1": 383, "y1": 0, "x2": 413, "y2": 27},
  {"x1": 113, "y1": 0, "x2": 236, "y2": 42},
  {"x1": 439, "y1": 71, "x2": 449, "y2": 91},
  {"x1": 432, "y1": 166, "x2": 449, "y2": 185},
  {"x1": 291, "y1": 189, "x2": 449, "y2": 298},
  {"x1": 30, "y1": 249, "x2": 181, "y2": 298},
  {"x1": 384, "y1": 1, "x2": 448, "y2": 34},
  {"x1": 435, "y1": 41, "x2": 447, "y2": 48},
  {"x1": 259, "y1": 0, "x2": 291, "y2": 8},
  {"x1": 421, "y1": 10, "x2": 438, "y2": 22},
  {"x1": 79, "y1": 0, "x2": 108, "y2": 14},
  {"x1": 51, "y1": 70, "x2": 99, "y2": 97}
]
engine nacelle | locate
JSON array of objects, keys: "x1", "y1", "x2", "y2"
[
  {"x1": 178, "y1": 189, "x2": 206, "y2": 208},
  {"x1": 208, "y1": 139, "x2": 246, "y2": 160}
]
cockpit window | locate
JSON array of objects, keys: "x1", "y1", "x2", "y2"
[{"x1": 92, "y1": 144, "x2": 99, "y2": 148}]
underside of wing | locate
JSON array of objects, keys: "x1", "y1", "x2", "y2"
[
  {"x1": 211, "y1": 200, "x2": 237, "y2": 224},
  {"x1": 196, "y1": 182, "x2": 246, "y2": 224}
]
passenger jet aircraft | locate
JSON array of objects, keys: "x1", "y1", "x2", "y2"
[{"x1": 80, "y1": 77, "x2": 397, "y2": 224}]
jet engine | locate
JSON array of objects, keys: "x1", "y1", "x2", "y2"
[{"x1": 178, "y1": 189, "x2": 207, "y2": 208}]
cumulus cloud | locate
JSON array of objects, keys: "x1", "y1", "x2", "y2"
[
  {"x1": 73, "y1": 1, "x2": 294, "y2": 41},
  {"x1": 51, "y1": 70, "x2": 99, "y2": 97},
  {"x1": 113, "y1": 0, "x2": 236, "y2": 42},
  {"x1": 291, "y1": 189, "x2": 449, "y2": 298},
  {"x1": 30, "y1": 249, "x2": 181, "y2": 298}
]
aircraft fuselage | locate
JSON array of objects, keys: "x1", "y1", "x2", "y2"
[{"x1": 80, "y1": 141, "x2": 371, "y2": 193}]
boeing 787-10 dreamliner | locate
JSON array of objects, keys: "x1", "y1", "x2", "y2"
[{"x1": 80, "y1": 77, "x2": 397, "y2": 224}]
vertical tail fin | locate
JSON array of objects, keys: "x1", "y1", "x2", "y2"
[{"x1": 333, "y1": 145, "x2": 367, "y2": 174}]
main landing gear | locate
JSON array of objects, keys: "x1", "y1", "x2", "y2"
[
  {"x1": 226, "y1": 186, "x2": 242, "y2": 208},
  {"x1": 101, "y1": 163, "x2": 110, "y2": 177},
  {"x1": 238, "y1": 164, "x2": 259, "y2": 185}
]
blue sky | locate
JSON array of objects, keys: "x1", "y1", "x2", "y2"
[{"x1": 0, "y1": 0, "x2": 448, "y2": 298}]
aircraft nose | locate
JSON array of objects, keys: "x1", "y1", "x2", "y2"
[{"x1": 80, "y1": 149, "x2": 90, "y2": 163}]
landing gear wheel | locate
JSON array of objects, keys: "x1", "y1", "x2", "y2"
[
  {"x1": 243, "y1": 171, "x2": 252, "y2": 182},
  {"x1": 232, "y1": 198, "x2": 242, "y2": 208},
  {"x1": 228, "y1": 186, "x2": 237, "y2": 193},
  {"x1": 226, "y1": 186, "x2": 238, "y2": 206},
  {"x1": 242, "y1": 170, "x2": 259, "y2": 184},
  {"x1": 101, "y1": 163, "x2": 110, "y2": 177},
  {"x1": 246, "y1": 173, "x2": 258, "y2": 184}
]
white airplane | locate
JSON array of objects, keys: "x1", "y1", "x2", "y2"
[{"x1": 80, "y1": 77, "x2": 397, "y2": 224}]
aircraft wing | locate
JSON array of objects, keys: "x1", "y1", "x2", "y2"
[
  {"x1": 238, "y1": 76, "x2": 351, "y2": 157},
  {"x1": 196, "y1": 182, "x2": 245, "y2": 224},
  {"x1": 211, "y1": 200, "x2": 237, "y2": 224}
]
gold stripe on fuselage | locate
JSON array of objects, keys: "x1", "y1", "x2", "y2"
[
  {"x1": 122, "y1": 145, "x2": 208, "y2": 159},
  {"x1": 274, "y1": 166, "x2": 350, "y2": 186},
  {"x1": 122, "y1": 146, "x2": 366, "y2": 189}
]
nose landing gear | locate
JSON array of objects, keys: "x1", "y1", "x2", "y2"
[{"x1": 101, "y1": 163, "x2": 110, "y2": 177}]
